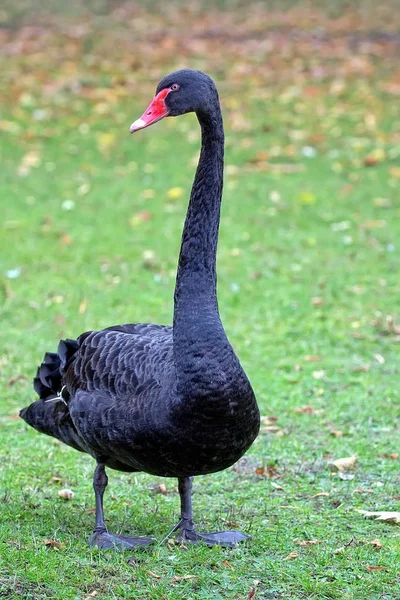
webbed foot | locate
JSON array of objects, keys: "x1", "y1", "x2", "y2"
[
  {"x1": 90, "y1": 528, "x2": 155, "y2": 550},
  {"x1": 177, "y1": 525, "x2": 250, "y2": 548}
]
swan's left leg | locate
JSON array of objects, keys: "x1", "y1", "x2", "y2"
[
  {"x1": 89, "y1": 462, "x2": 154, "y2": 550},
  {"x1": 176, "y1": 476, "x2": 250, "y2": 548}
]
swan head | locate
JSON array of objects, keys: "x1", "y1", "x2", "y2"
[{"x1": 130, "y1": 69, "x2": 218, "y2": 133}]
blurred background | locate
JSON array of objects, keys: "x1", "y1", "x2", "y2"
[
  {"x1": 1, "y1": 0, "x2": 400, "y2": 417},
  {"x1": 1, "y1": 0, "x2": 399, "y2": 387}
]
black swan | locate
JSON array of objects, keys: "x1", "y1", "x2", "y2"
[{"x1": 20, "y1": 69, "x2": 260, "y2": 549}]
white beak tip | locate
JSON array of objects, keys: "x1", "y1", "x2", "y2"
[{"x1": 130, "y1": 118, "x2": 146, "y2": 133}]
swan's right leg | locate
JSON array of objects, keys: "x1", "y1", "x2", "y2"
[
  {"x1": 176, "y1": 476, "x2": 250, "y2": 548},
  {"x1": 89, "y1": 462, "x2": 154, "y2": 550}
]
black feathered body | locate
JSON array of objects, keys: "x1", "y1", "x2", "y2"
[
  {"x1": 22, "y1": 323, "x2": 259, "y2": 477},
  {"x1": 20, "y1": 69, "x2": 260, "y2": 483}
]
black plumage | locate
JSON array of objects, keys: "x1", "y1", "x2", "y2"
[{"x1": 20, "y1": 69, "x2": 260, "y2": 549}]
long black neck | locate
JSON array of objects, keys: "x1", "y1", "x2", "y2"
[{"x1": 173, "y1": 103, "x2": 228, "y2": 383}]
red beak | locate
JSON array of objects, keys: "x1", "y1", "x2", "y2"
[{"x1": 130, "y1": 88, "x2": 170, "y2": 133}]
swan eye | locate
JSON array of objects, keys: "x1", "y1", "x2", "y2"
[{"x1": 171, "y1": 84, "x2": 180, "y2": 92}]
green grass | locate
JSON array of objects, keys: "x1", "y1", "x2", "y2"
[{"x1": 1, "y1": 3, "x2": 400, "y2": 599}]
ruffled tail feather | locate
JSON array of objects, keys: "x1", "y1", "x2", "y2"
[{"x1": 20, "y1": 338, "x2": 85, "y2": 452}]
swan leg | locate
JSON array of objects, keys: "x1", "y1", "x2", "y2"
[
  {"x1": 89, "y1": 463, "x2": 154, "y2": 550},
  {"x1": 176, "y1": 476, "x2": 250, "y2": 548}
]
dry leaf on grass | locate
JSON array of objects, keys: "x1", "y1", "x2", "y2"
[
  {"x1": 284, "y1": 551, "x2": 298, "y2": 561},
  {"x1": 43, "y1": 539, "x2": 62, "y2": 548},
  {"x1": 293, "y1": 538, "x2": 320, "y2": 546},
  {"x1": 248, "y1": 580, "x2": 260, "y2": 600},
  {"x1": 357, "y1": 510, "x2": 400, "y2": 524},
  {"x1": 146, "y1": 571, "x2": 161, "y2": 579},
  {"x1": 151, "y1": 483, "x2": 167, "y2": 495},
  {"x1": 311, "y1": 296, "x2": 324, "y2": 306},
  {"x1": 58, "y1": 489, "x2": 74, "y2": 500},
  {"x1": 311, "y1": 492, "x2": 330, "y2": 498},
  {"x1": 366, "y1": 565, "x2": 388, "y2": 572},
  {"x1": 303, "y1": 355, "x2": 321, "y2": 362},
  {"x1": 295, "y1": 405, "x2": 314, "y2": 414},
  {"x1": 255, "y1": 465, "x2": 278, "y2": 478},
  {"x1": 259, "y1": 425, "x2": 282, "y2": 434},
  {"x1": 270, "y1": 481, "x2": 284, "y2": 491},
  {"x1": 260, "y1": 415, "x2": 278, "y2": 425},
  {"x1": 7, "y1": 374, "x2": 27, "y2": 386},
  {"x1": 330, "y1": 429, "x2": 343, "y2": 437},
  {"x1": 338, "y1": 472, "x2": 355, "y2": 481},
  {"x1": 312, "y1": 370, "x2": 325, "y2": 379},
  {"x1": 329, "y1": 456, "x2": 357, "y2": 472},
  {"x1": 78, "y1": 298, "x2": 87, "y2": 314},
  {"x1": 172, "y1": 575, "x2": 197, "y2": 582}
]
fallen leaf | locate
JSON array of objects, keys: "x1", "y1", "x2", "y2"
[
  {"x1": 364, "y1": 149, "x2": 385, "y2": 166},
  {"x1": 379, "y1": 453, "x2": 398, "y2": 460},
  {"x1": 58, "y1": 489, "x2": 74, "y2": 500},
  {"x1": 369, "y1": 538, "x2": 383, "y2": 549},
  {"x1": 334, "y1": 546, "x2": 345, "y2": 554},
  {"x1": 311, "y1": 296, "x2": 324, "y2": 306},
  {"x1": 59, "y1": 233, "x2": 72, "y2": 245},
  {"x1": 312, "y1": 370, "x2": 325, "y2": 379},
  {"x1": 353, "y1": 488, "x2": 373, "y2": 494},
  {"x1": 352, "y1": 364, "x2": 370, "y2": 372},
  {"x1": 366, "y1": 565, "x2": 388, "y2": 572},
  {"x1": 303, "y1": 355, "x2": 321, "y2": 362},
  {"x1": 294, "y1": 405, "x2": 324, "y2": 415},
  {"x1": 167, "y1": 187, "x2": 184, "y2": 200},
  {"x1": 172, "y1": 575, "x2": 197, "y2": 582},
  {"x1": 142, "y1": 249, "x2": 157, "y2": 269},
  {"x1": 357, "y1": 510, "x2": 400, "y2": 524},
  {"x1": 130, "y1": 211, "x2": 152, "y2": 227},
  {"x1": 299, "y1": 191, "x2": 316, "y2": 205},
  {"x1": 51, "y1": 476, "x2": 62, "y2": 483},
  {"x1": 151, "y1": 483, "x2": 167, "y2": 495},
  {"x1": 389, "y1": 166, "x2": 400, "y2": 179},
  {"x1": 221, "y1": 519, "x2": 239, "y2": 528},
  {"x1": 248, "y1": 580, "x2": 260, "y2": 600},
  {"x1": 311, "y1": 492, "x2": 330, "y2": 498},
  {"x1": 295, "y1": 405, "x2": 314, "y2": 414},
  {"x1": 361, "y1": 219, "x2": 386, "y2": 230},
  {"x1": 222, "y1": 560, "x2": 234, "y2": 570},
  {"x1": 255, "y1": 465, "x2": 278, "y2": 478},
  {"x1": 260, "y1": 415, "x2": 278, "y2": 425},
  {"x1": 293, "y1": 538, "x2": 320, "y2": 546},
  {"x1": 8, "y1": 374, "x2": 27, "y2": 386},
  {"x1": 43, "y1": 539, "x2": 62, "y2": 548},
  {"x1": 97, "y1": 132, "x2": 116, "y2": 154},
  {"x1": 146, "y1": 571, "x2": 161, "y2": 579},
  {"x1": 373, "y1": 197, "x2": 391, "y2": 208},
  {"x1": 329, "y1": 456, "x2": 357, "y2": 472},
  {"x1": 259, "y1": 425, "x2": 281, "y2": 434},
  {"x1": 270, "y1": 481, "x2": 284, "y2": 491},
  {"x1": 284, "y1": 551, "x2": 298, "y2": 561},
  {"x1": 79, "y1": 298, "x2": 87, "y2": 314},
  {"x1": 18, "y1": 150, "x2": 41, "y2": 176},
  {"x1": 374, "y1": 353, "x2": 385, "y2": 364},
  {"x1": 330, "y1": 430, "x2": 343, "y2": 437}
]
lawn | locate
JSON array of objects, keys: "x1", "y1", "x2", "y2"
[{"x1": 0, "y1": 2, "x2": 399, "y2": 599}]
